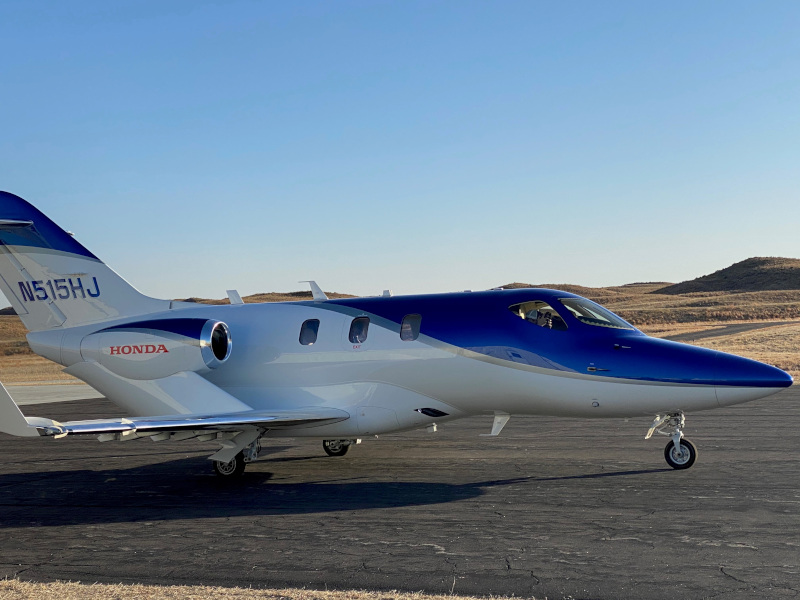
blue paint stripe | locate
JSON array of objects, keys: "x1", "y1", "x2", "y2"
[{"x1": 100, "y1": 318, "x2": 208, "y2": 339}]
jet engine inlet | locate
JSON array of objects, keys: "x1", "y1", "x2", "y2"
[{"x1": 202, "y1": 320, "x2": 232, "y2": 366}]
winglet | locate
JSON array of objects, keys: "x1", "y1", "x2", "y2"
[
  {"x1": 0, "y1": 382, "x2": 42, "y2": 437},
  {"x1": 299, "y1": 281, "x2": 328, "y2": 301}
]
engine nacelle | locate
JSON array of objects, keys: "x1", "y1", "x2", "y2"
[{"x1": 80, "y1": 318, "x2": 232, "y2": 380}]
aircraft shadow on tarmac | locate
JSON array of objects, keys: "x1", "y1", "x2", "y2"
[{"x1": 0, "y1": 456, "x2": 668, "y2": 528}]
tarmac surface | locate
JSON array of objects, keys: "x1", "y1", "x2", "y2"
[{"x1": 1, "y1": 387, "x2": 798, "y2": 600}]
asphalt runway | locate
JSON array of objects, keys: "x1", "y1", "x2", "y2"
[{"x1": 1, "y1": 388, "x2": 798, "y2": 600}]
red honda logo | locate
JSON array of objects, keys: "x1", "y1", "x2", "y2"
[{"x1": 109, "y1": 344, "x2": 169, "y2": 356}]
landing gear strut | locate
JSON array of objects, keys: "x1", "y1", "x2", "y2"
[{"x1": 646, "y1": 411, "x2": 698, "y2": 470}]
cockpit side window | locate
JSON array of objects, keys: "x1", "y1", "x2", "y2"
[
  {"x1": 559, "y1": 298, "x2": 634, "y2": 330},
  {"x1": 509, "y1": 301, "x2": 568, "y2": 331}
]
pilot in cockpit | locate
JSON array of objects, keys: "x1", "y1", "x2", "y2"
[
  {"x1": 514, "y1": 301, "x2": 567, "y2": 331},
  {"x1": 538, "y1": 311, "x2": 553, "y2": 328}
]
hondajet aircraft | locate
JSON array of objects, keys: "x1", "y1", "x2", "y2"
[{"x1": 0, "y1": 192, "x2": 792, "y2": 476}]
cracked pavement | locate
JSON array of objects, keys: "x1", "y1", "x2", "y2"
[{"x1": 0, "y1": 387, "x2": 798, "y2": 600}]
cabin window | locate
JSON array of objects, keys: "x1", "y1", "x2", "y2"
[
  {"x1": 559, "y1": 298, "x2": 634, "y2": 330},
  {"x1": 509, "y1": 301, "x2": 568, "y2": 331},
  {"x1": 299, "y1": 319, "x2": 320, "y2": 345},
  {"x1": 400, "y1": 314, "x2": 422, "y2": 341},
  {"x1": 349, "y1": 317, "x2": 370, "y2": 343}
]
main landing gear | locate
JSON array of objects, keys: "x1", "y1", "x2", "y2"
[
  {"x1": 212, "y1": 438, "x2": 359, "y2": 477},
  {"x1": 322, "y1": 439, "x2": 360, "y2": 456},
  {"x1": 212, "y1": 438, "x2": 261, "y2": 478},
  {"x1": 646, "y1": 411, "x2": 698, "y2": 470},
  {"x1": 213, "y1": 451, "x2": 246, "y2": 477}
]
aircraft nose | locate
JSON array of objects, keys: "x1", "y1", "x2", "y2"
[{"x1": 715, "y1": 351, "x2": 793, "y2": 407}]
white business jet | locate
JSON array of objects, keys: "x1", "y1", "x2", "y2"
[{"x1": 0, "y1": 192, "x2": 792, "y2": 476}]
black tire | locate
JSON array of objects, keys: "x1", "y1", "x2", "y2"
[
  {"x1": 664, "y1": 438, "x2": 697, "y2": 470},
  {"x1": 323, "y1": 440, "x2": 349, "y2": 457},
  {"x1": 213, "y1": 451, "x2": 247, "y2": 477}
]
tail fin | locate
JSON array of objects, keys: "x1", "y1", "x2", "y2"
[{"x1": 0, "y1": 191, "x2": 169, "y2": 331}]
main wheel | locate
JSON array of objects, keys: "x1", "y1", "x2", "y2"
[
  {"x1": 664, "y1": 438, "x2": 697, "y2": 470},
  {"x1": 213, "y1": 451, "x2": 247, "y2": 477},
  {"x1": 322, "y1": 440, "x2": 349, "y2": 457}
]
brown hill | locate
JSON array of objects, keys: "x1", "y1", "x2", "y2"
[{"x1": 653, "y1": 257, "x2": 800, "y2": 295}]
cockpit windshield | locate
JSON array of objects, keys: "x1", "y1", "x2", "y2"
[
  {"x1": 559, "y1": 298, "x2": 634, "y2": 330},
  {"x1": 509, "y1": 301, "x2": 568, "y2": 331}
]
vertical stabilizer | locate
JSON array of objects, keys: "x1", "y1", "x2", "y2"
[{"x1": 0, "y1": 192, "x2": 169, "y2": 331}]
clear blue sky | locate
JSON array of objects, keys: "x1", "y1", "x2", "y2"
[{"x1": 1, "y1": 1, "x2": 799, "y2": 300}]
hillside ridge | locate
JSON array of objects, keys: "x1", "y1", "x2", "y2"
[{"x1": 653, "y1": 257, "x2": 800, "y2": 295}]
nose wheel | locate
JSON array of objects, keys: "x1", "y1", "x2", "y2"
[
  {"x1": 646, "y1": 411, "x2": 698, "y2": 470},
  {"x1": 664, "y1": 438, "x2": 697, "y2": 469}
]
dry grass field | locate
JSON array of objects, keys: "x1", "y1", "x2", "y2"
[{"x1": 0, "y1": 581, "x2": 492, "y2": 600}]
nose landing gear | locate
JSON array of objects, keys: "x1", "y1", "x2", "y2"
[{"x1": 646, "y1": 411, "x2": 698, "y2": 470}]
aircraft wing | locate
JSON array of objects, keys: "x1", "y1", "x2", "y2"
[
  {"x1": 32, "y1": 407, "x2": 350, "y2": 438},
  {"x1": 0, "y1": 380, "x2": 349, "y2": 440}
]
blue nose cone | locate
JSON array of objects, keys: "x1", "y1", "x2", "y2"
[
  {"x1": 715, "y1": 352, "x2": 792, "y2": 408},
  {"x1": 715, "y1": 352, "x2": 793, "y2": 388}
]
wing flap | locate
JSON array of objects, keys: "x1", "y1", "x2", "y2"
[{"x1": 40, "y1": 406, "x2": 350, "y2": 437}]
